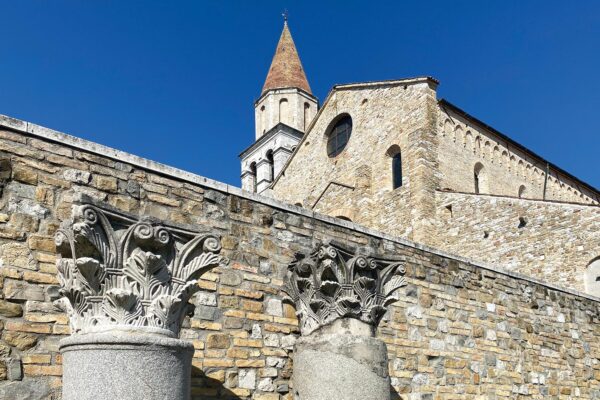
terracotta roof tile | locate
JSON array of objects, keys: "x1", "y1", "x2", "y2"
[{"x1": 262, "y1": 22, "x2": 312, "y2": 95}]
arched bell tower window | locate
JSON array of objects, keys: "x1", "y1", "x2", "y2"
[
  {"x1": 326, "y1": 114, "x2": 352, "y2": 158},
  {"x1": 303, "y1": 103, "x2": 311, "y2": 131},
  {"x1": 250, "y1": 162, "x2": 257, "y2": 193},
  {"x1": 279, "y1": 98, "x2": 289, "y2": 125},
  {"x1": 266, "y1": 150, "x2": 274, "y2": 182},
  {"x1": 260, "y1": 105, "x2": 266, "y2": 134}
]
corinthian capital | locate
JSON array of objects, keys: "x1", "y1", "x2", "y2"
[
  {"x1": 283, "y1": 242, "x2": 407, "y2": 336},
  {"x1": 54, "y1": 204, "x2": 226, "y2": 337}
]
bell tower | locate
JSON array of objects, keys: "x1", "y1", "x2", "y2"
[{"x1": 240, "y1": 18, "x2": 318, "y2": 194}]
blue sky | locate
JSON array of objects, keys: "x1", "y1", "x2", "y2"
[{"x1": 0, "y1": 1, "x2": 598, "y2": 188}]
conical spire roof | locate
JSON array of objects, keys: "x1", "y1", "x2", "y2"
[{"x1": 262, "y1": 22, "x2": 312, "y2": 95}]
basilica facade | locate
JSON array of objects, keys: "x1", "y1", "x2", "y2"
[{"x1": 241, "y1": 22, "x2": 600, "y2": 297}]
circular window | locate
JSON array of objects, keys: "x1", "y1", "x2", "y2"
[{"x1": 326, "y1": 115, "x2": 352, "y2": 157}]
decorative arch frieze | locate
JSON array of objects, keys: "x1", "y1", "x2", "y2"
[
  {"x1": 282, "y1": 242, "x2": 407, "y2": 336},
  {"x1": 54, "y1": 203, "x2": 227, "y2": 337}
]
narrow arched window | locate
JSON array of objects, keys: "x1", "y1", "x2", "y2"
[
  {"x1": 266, "y1": 150, "x2": 274, "y2": 182},
  {"x1": 250, "y1": 162, "x2": 257, "y2": 193},
  {"x1": 303, "y1": 103, "x2": 310, "y2": 130},
  {"x1": 474, "y1": 162, "x2": 485, "y2": 194},
  {"x1": 518, "y1": 185, "x2": 527, "y2": 198},
  {"x1": 392, "y1": 153, "x2": 403, "y2": 189},
  {"x1": 386, "y1": 145, "x2": 403, "y2": 190},
  {"x1": 279, "y1": 99, "x2": 288, "y2": 125}
]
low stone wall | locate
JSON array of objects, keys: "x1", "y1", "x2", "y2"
[
  {"x1": 434, "y1": 191, "x2": 600, "y2": 293},
  {"x1": 0, "y1": 118, "x2": 599, "y2": 399}
]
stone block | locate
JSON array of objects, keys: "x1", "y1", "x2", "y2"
[
  {"x1": 63, "y1": 169, "x2": 91, "y2": 184},
  {"x1": 265, "y1": 298, "x2": 283, "y2": 317},
  {"x1": 7, "y1": 358, "x2": 23, "y2": 381},
  {"x1": 206, "y1": 333, "x2": 231, "y2": 349},
  {"x1": 0, "y1": 299, "x2": 23, "y2": 317},
  {"x1": 4, "y1": 279, "x2": 45, "y2": 301},
  {"x1": 2, "y1": 331, "x2": 38, "y2": 350},
  {"x1": 238, "y1": 368, "x2": 256, "y2": 389}
]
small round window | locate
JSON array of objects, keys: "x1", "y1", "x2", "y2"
[{"x1": 326, "y1": 115, "x2": 352, "y2": 157}]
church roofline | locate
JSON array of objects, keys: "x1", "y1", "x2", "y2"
[
  {"x1": 0, "y1": 113, "x2": 597, "y2": 304},
  {"x1": 238, "y1": 122, "x2": 303, "y2": 159},
  {"x1": 440, "y1": 99, "x2": 600, "y2": 199},
  {"x1": 333, "y1": 76, "x2": 439, "y2": 90}
]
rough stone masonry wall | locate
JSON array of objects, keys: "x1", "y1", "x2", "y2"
[
  {"x1": 433, "y1": 191, "x2": 600, "y2": 294},
  {"x1": 273, "y1": 80, "x2": 439, "y2": 242},
  {"x1": 437, "y1": 106, "x2": 598, "y2": 205},
  {"x1": 0, "y1": 119, "x2": 599, "y2": 399}
]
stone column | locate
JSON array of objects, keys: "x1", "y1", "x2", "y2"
[
  {"x1": 256, "y1": 158, "x2": 272, "y2": 193},
  {"x1": 283, "y1": 243, "x2": 407, "y2": 400},
  {"x1": 273, "y1": 147, "x2": 292, "y2": 178},
  {"x1": 54, "y1": 203, "x2": 226, "y2": 400},
  {"x1": 241, "y1": 170, "x2": 256, "y2": 192}
]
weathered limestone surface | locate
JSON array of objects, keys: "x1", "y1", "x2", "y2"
[
  {"x1": 0, "y1": 117, "x2": 598, "y2": 399},
  {"x1": 434, "y1": 191, "x2": 600, "y2": 292}
]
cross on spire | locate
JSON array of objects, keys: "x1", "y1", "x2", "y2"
[{"x1": 282, "y1": 9, "x2": 289, "y2": 23}]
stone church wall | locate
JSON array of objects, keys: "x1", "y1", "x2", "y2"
[
  {"x1": 0, "y1": 117, "x2": 599, "y2": 399},
  {"x1": 433, "y1": 191, "x2": 600, "y2": 294},
  {"x1": 438, "y1": 105, "x2": 599, "y2": 205},
  {"x1": 273, "y1": 79, "x2": 438, "y2": 242}
]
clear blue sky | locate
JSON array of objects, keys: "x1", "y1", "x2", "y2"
[{"x1": 1, "y1": 1, "x2": 598, "y2": 189}]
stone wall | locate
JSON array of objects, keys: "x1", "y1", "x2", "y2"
[
  {"x1": 433, "y1": 190, "x2": 600, "y2": 293},
  {"x1": 0, "y1": 116, "x2": 599, "y2": 399},
  {"x1": 438, "y1": 103, "x2": 599, "y2": 205},
  {"x1": 273, "y1": 78, "x2": 439, "y2": 243}
]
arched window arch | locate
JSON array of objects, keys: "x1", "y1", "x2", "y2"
[
  {"x1": 250, "y1": 162, "x2": 257, "y2": 193},
  {"x1": 518, "y1": 185, "x2": 527, "y2": 198},
  {"x1": 386, "y1": 145, "x2": 403, "y2": 189},
  {"x1": 303, "y1": 102, "x2": 311, "y2": 130},
  {"x1": 279, "y1": 98, "x2": 289, "y2": 125},
  {"x1": 584, "y1": 257, "x2": 600, "y2": 297},
  {"x1": 266, "y1": 150, "x2": 274, "y2": 182},
  {"x1": 474, "y1": 162, "x2": 487, "y2": 194}
]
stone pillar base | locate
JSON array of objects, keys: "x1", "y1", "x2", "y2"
[
  {"x1": 60, "y1": 331, "x2": 194, "y2": 400},
  {"x1": 292, "y1": 320, "x2": 391, "y2": 400}
]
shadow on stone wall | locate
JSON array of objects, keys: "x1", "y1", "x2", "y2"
[
  {"x1": 191, "y1": 366, "x2": 243, "y2": 399},
  {"x1": 391, "y1": 389, "x2": 403, "y2": 399}
]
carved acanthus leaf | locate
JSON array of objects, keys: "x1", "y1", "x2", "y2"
[
  {"x1": 283, "y1": 242, "x2": 407, "y2": 336},
  {"x1": 55, "y1": 204, "x2": 227, "y2": 336}
]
